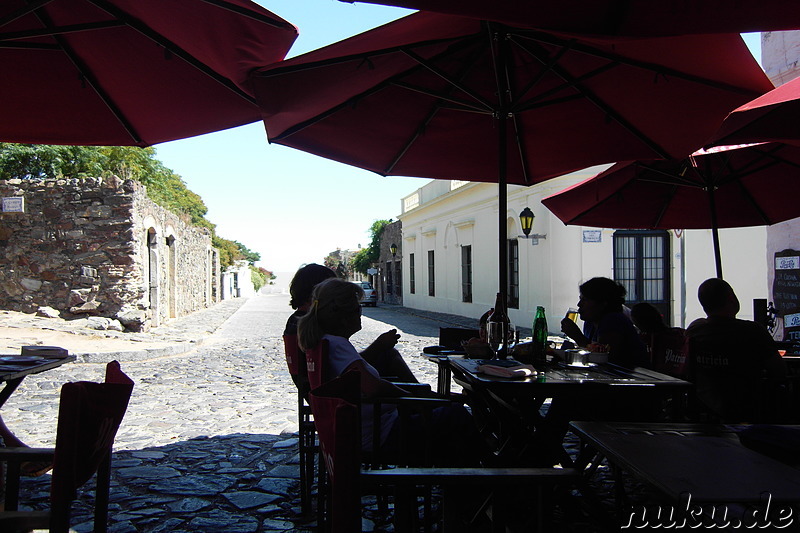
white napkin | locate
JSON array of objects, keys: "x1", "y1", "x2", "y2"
[{"x1": 477, "y1": 363, "x2": 537, "y2": 378}]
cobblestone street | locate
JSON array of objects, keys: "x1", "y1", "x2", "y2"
[{"x1": 3, "y1": 293, "x2": 492, "y2": 532}]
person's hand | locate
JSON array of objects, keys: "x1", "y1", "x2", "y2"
[
  {"x1": 373, "y1": 329, "x2": 400, "y2": 351},
  {"x1": 560, "y1": 318, "x2": 582, "y2": 342}
]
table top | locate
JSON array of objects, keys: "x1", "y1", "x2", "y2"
[
  {"x1": 447, "y1": 356, "x2": 689, "y2": 392},
  {"x1": 0, "y1": 354, "x2": 76, "y2": 382},
  {"x1": 570, "y1": 421, "x2": 800, "y2": 503}
]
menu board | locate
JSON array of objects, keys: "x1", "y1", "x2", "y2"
[{"x1": 774, "y1": 249, "x2": 800, "y2": 341}]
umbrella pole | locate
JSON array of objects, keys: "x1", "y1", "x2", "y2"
[{"x1": 708, "y1": 186, "x2": 724, "y2": 279}]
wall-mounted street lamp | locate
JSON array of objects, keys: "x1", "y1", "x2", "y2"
[
  {"x1": 519, "y1": 207, "x2": 547, "y2": 245},
  {"x1": 390, "y1": 243, "x2": 398, "y2": 257}
]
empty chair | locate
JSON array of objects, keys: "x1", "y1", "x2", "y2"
[
  {"x1": 310, "y1": 370, "x2": 579, "y2": 532},
  {"x1": 0, "y1": 360, "x2": 134, "y2": 533}
]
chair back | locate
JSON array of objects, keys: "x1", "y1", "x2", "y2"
[
  {"x1": 309, "y1": 371, "x2": 362, "y2": 533},
  {"x1": 305, "y1": 338, "x2": 330, "y2": 390},
  {"x1": 439, "y1": 327, "x2": 479, "y2": 349},
  {"x1": 650, "y1": 327, "x2": 689, "y2": 379},
  {"x1": 51, "y1": 361, "x2": 134, "y2": 505},
  {"x1": 283, "y1": 334, "x2": 301, "y2": 376},
  {"x1": 283, "y1": 334, "x2": 310, "y2": 397}
]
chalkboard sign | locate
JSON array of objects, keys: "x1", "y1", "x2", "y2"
[{"x1": 774, "y1": 249, "x2": 800, "y2": 342}]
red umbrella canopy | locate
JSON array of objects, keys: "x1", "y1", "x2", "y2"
[
  {"x1": 252, "y1": 12, "x2": 772, "y2": 185},
  {"x1": 542, "y1": 142, "x2": 800, "y2": 277},
  {"x1": 0, "y1": 0, "x2": 297, "y2": 147},
  {"x1": 709, "y1": 76, "x2": 800, "y2": 148},
  {"x1": 339, "y1": 0, "x2": 800, "y2": 37},
  {"x1": 542, "y1": 143, "x2": 800, "y2": 231}
]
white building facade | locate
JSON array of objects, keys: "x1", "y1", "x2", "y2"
[
  {"x1": 762, "y1": 31, "x2": 800, "y2": 342},
  {"x1": 398, "y1": 170, "x2": 768, "y2": 332}
]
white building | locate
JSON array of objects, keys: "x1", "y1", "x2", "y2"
[
  {"x1": 221, "y1": 260, "x2": 256, "y2": 299},
  {"x1": 762, "y1": 31, "x2": 800, "y2": 342},
  {"x1": 398, "y1": 170, "x2": 768, "y2": 332}
]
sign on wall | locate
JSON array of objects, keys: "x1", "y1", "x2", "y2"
[
  {"x1": 582, "y1": 230, "x2": 602, "y2": 243},
  {"x1": 1, "y1": 197, "x2": 24, "y2": 213},
  {"x1": 774, "y1": 249, "x2": 800, "y2": 341}
]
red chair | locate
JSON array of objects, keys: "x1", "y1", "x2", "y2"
[
  {"x1": 305, "y1": 338, "x2": 331, "y2": 390},
  {"x1": 0, "y1": 361, "x2": 134, "y2": 533},
  {"x1": 649, "y1": 327, "x2": 689, "y2": 379},
  {"x1": 310, "y1": 370, "x2": 579, "y2": 532},
  {"x1": 282, "y1": 333, "x2": 317, "y2": 515}
]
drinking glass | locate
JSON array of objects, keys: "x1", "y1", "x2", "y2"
[
  {"x1": 488, "y1": 322, "x2": 517, "y2": 357},
  {"x1": 565, "y1": 307, "x2": 579, "y2": 323}
]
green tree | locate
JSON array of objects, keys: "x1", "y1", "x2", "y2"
[
  {"x1": 234, "y1": 241, "x2": 261, "y2": 265},
  {"x1": 0, "y1": 143, "x2": 274, "y2": 272},
  {"x1": 351, "y1": 219, "x2": 391, "y2": 275}
]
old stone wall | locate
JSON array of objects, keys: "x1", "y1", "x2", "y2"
[{"x1": 0, "y1": 177, "x2": 217, "y2": 330}]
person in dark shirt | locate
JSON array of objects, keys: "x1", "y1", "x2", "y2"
[
  {"x1": 687, "y1": 278, "x2": 787, "y2": 422},
  {"x1": 560, "y1": 277, "x2": 647, "y2": 368}
]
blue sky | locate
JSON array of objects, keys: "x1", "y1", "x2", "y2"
[{"x1": 152, "y1": 1, "x2": 763, "y2": 274}]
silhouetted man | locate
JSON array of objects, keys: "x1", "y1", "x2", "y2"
[{"x1": 687, "y1": 278, "x2": 787, "y2": 422}]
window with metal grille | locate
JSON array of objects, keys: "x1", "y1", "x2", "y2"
[
  {"x1": 508, "y1": 239, "x2": 519, "y2": 309},
  {"x1": 409, "y1": 253, "x2": 415, "y2": 294},
  {"x1": 613, "y1": 230, "x2": 671, "y2": 322},
  {"x1": 394, "y1": 260, "x2": 402, "y2": 296},
  {"x1": 386, "y1": 261, "x2": 393, "y2": 295},
  {"x1": 428, "y1": 250, "x2": 435, "y2": 297},
  {"x1": 461, "y1": 245, "x2": 473, "y2": 303}
]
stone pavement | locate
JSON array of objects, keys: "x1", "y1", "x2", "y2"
[{"x1": 2, "y1": 295, "x2": 615, "y2": 532}]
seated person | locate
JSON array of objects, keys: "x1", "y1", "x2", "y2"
[
  {"x1": 297, "y1": 277, "x2": 486, "y2": 466},
  {"x1": 560, "y1": 277, "x2": 647, "y2": 369},
  {"x1": 687, "y1": 278, "x2": 787, "y2": 423},
  {"x1": 630, "y1": 302, "x2": 688, "y2": 379},
  {"x1": 283, "y1": 263, "x2": 417, "y2": 390}
]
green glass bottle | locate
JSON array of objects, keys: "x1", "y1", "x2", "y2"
[{"x1": 532, "y1": 306, "x2": 548, "y2": 364}]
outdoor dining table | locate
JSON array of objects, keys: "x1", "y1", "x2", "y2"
[
  {"x1": 569, "y1": 421, "x2": 800, "y2": 528},
  {"x1": 426, "y1": 354, "x2": 690, "y2": 465},
  {"x1": 0, "y1": 353, "x2": 76, "y2": 410}
]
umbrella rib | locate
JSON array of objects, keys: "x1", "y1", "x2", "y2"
[
  {"x1": 271, "y1": 83, "x2": 391, "y2": 142},
  {"x1": 513, "y1": 38, "x2": 672, "y2": 159},
  {"x1": 634, "y1": 161, "x2": 706, "y2": 188},
  {"x1": 515, "y1": 28, "x2": 764, "y2": 97},
  {"x1": 0, "y1": 21, "x2": 125, "y2": 41},
  {"x1": 196, "y1": 0, "x2": 296, "y2": 31},
  {"x1": 734, "y1": 179, "x2": 773, "y2": 225},
  {"x1": 88, "y1": 0, "x2": 256, "y2": 105},
  {"x1": 385, "y1": 45, "x2": 488, "y2": 175},
  {"x1": 28, "y1": 6, "x2": 145, "y2": 145},
  {"x1": 255, "y1": 34, "x2": 480, "y2": 77},
  {"x1": 390, "y1": 81, "x2": 493, "y2": 114},
  {"x1": 401, "y1": 48, "x2": 494, "y2": 111},
  {"x1": 0, "y1": 0, "x2": 54, "y2": 29},
  {"x1": 512, "y1": 63, "x2": 619, "y2": 112}
]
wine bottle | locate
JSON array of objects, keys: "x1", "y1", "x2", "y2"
[{"x1": 487, "y1": 292, "x2": 510, "y2": 359}]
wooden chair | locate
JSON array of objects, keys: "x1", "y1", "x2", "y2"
[
  {"x1": 282, "y1": 333, "x2": 317, "y2": 514},
  {"x1": 0, "y1": 360, "x2": 134, "y2": 533},
  {"x1": 310, "y1": 371, "x2": 579, "y2": 533}
]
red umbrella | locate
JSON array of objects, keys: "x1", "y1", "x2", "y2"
[
  {"x1": 339, "y1": 0, "x2": 800, "y2": 37},
  {"x1": 709, "y1": 76, "x2": 800, "y2": 148},
  {"x1": 251, "y1": 11, "x2": 769, "y2": 305},
  {"x1": 0, "y1": 0, "x2": 297, "y2": 147},
  {"x1": 542, "y1": 143, "x2": 800, "y2": 278}
]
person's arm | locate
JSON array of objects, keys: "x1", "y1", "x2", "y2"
[
  {"x1": 561, "y1": 318, "x2": 589, "y2": 347},
  {"x1": 344, "y1": 359, "x2": 410, "y2": 398},
  {"x1": 360, "y1": 329, "x2": 400, "y2": 364}
]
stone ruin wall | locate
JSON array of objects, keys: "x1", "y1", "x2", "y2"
[{"x1": 0, "y1": 176, "x2": 216, "y2": 331}]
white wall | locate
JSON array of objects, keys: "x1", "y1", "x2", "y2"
[{"x1": 399, "y1": 174, "x2": 768, "y2": 332}]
